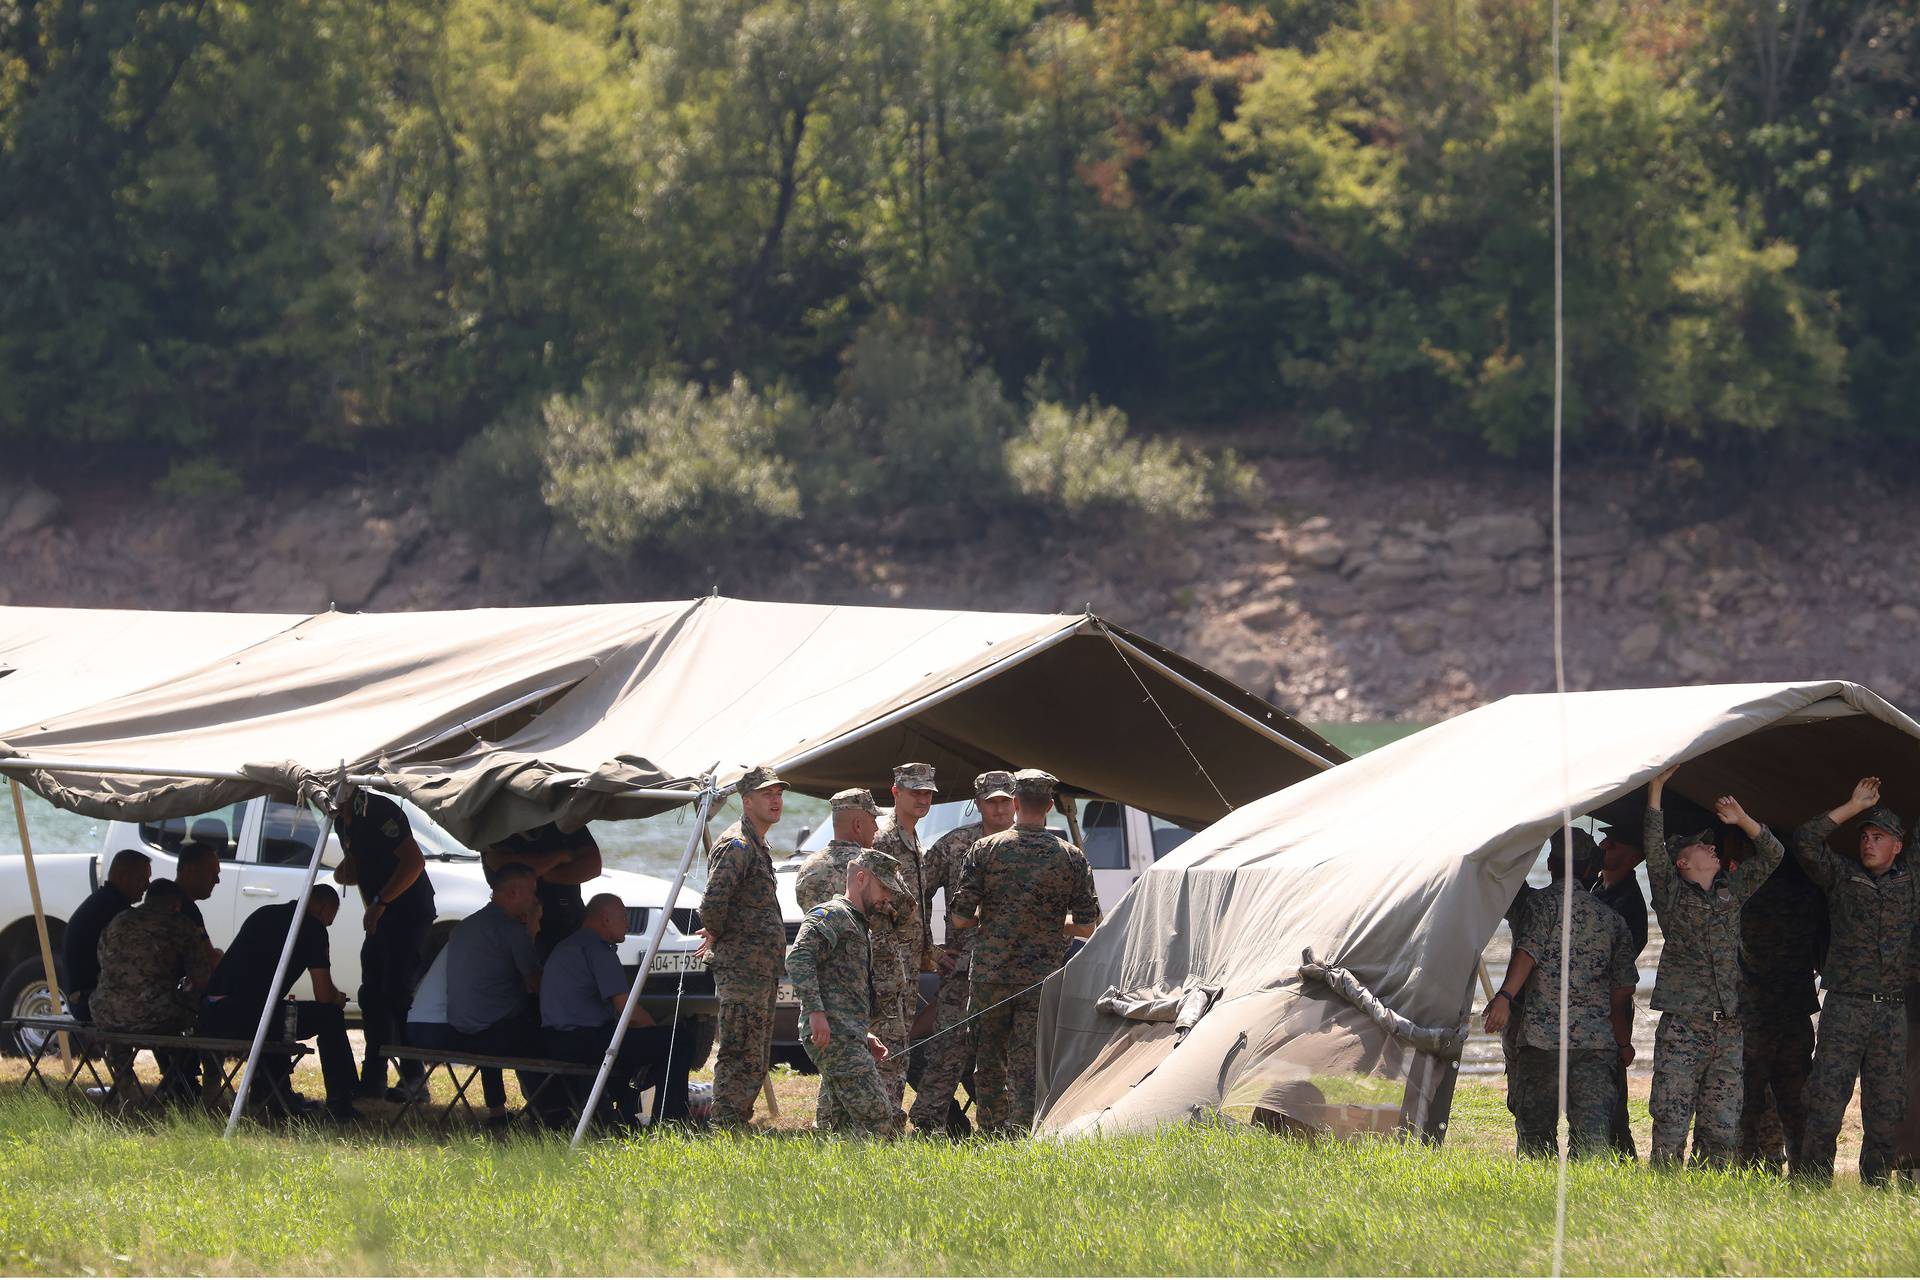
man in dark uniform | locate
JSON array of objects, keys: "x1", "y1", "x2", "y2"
[
  {"x1": 1736, "y1": 849, "x2": 1826, "y2": 1171},
  {"x1": 334, "y1": 789, "x2": 434, "y2": 1101},
  {"x1": 485, "y1": 822, "x2": 601, "y2": 961},
  {"x1": 198, "y1": 885, "x2": 358, "y2": 1121},
  {"x1": 1593, "y1": 817, "x2": 1649, "y2": 1160},
  {"x1": 62, "y1": 849, "x2": 151, "y2": 1023}
]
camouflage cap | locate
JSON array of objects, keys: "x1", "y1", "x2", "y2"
[
  {"x1": 850, "y1": 848, "x2": 910, "y2": 898},
  {"x1": 829, "y1": 787, "x2": 879, "y2": 816},
  {"x1": 735, "y1": 765, "x2": 787, "y2": 795},
  {"x1": 1667, "y1": 826, "x2": 1720, "y2": 859},
  {"x1": 1012, "y1": 768, "x2": 1057, "y2": 799},
  {"x1": 892, "y1": 762, "x2": 939, "y2": 793},
  {"x1": 1861, "y1": 806, "x2": 1906, "y2": 841},
  {"x1": 974, "y1": 770, "x2": 1016, "y2": 801}
]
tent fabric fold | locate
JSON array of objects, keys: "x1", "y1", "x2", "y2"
[
  {"x1": 1300, "y1": 948, "x2": 1468, "y2": 1058},
  {"x1": 0, "y1": 599, "x2": 1342, "y2": 840},
  {"x1": 1036, "y1": 680, "x2": 1920, "y2": 1141}
]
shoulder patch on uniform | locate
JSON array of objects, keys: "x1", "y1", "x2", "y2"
[{"x1": 806, "y1": 905, "x2": 831, "y2": 919}]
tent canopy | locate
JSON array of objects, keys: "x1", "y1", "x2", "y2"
[
  {"x1": 0, "y1": 598, "x2": 1343, "y2": 841},
  {"x1": 1036, "y1": 680, "x2": 1920, "y2": 1140}
]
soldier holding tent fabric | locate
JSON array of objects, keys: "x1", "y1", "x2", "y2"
[
  {"x1": 1735, "y1": 848, "x2": 1825, "y2": 1171},
  {"x1": 1642, "y1": 768, "x2": 1781, "y2": 1167},
  {"x1": 950, "y1": 768, "x2": 1099, "y2": 1134},
  {"x1": 696, "y1": 766, "x2": 788, "y2": 1129},
  {"x1": 786, "y1": 850, "x2": 907, "y2": 1137},
  {"x1": 1789, "y1": 777, "x2": 1918, "y2": 1185}
]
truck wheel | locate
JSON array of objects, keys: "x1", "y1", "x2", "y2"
[{"x1": 1, "y1": 957, "x2": 64, "y2": 1057}]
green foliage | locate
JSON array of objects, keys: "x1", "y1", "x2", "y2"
[
  {"x1": 0, "y1": 0, "x2": 1912, "y2": 475},
  {"x1": 540, "y1": 378, "x2": 804, "y2": 557},
  {"x1": 153, "y1": 459, "x2": 245, "y2": 501},
  {"x1": 6, "y1": 1085, "x2": 1920, "y2": 1275},
  {"x1": 430, "y1": 408, "x2": 550, "y2": 547},
  {"x1": 1007, "y1": 400, "x2": 1260, "y2": 527}
]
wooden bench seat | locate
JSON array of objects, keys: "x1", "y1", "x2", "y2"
[{"x1": 2, "y1": 1015, "x2": 311, "y2": 1115}]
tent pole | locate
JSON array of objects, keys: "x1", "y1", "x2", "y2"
[
  {"x1": 1100, "y1": 628, "x2": 1337, "y2": 770},
  {"x1": 1, "y1": 760, "x2": 257, "y2": 783},
  {"x1": 8, "y1": 780, "x2": 70, "y2": 1070},
  {"x1": 223, "y1": 768, "x2": 346, "y2": 1138},
  {"x1": 571, "y1": 785, "x2": 717, "y2": 1149}
]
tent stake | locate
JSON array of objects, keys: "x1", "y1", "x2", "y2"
[
  {"x1": 223, "y1": 767, "x2": 346, "y2": 1138},
  {"x1": 8, "y1": 779, "x2": 70, "y2": 1071},
  {"x1": 571, "y1": 784, "x2": 717, "y2": 1148}
]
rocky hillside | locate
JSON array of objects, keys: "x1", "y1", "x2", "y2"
[{"x1": 3, "y1": 453, "x2": 1912, "y2": 724}]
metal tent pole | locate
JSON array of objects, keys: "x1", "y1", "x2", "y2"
[
  {"x1": 1099, "y1": 627, "x2": 1338, "y2": 769},
  {"x1": 570, "y1": 785, "x2": 717, "y2": 1148},
  {"x1": 8, "y1": 779, "x2": 70, "y2": 1070},
  {"x1": 222, "y1": 769, "x2": 346, "y2": 1138}
]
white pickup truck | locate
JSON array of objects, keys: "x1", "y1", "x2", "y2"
[{"x1": 0, "y1": 794, "x2": 715, "y2": 1060}]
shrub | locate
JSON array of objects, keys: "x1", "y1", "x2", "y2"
[
  {"x1": 154, "y1": 459, "x2": 244, "y2": 501},
  {"x1": 1005, "y1": 400, "x2": 1260, "y2": 528},
  {"x1": 540, "y1": 377, "x2": 803, "y2": 557},
  {"x1": 430, "y1": 408, "x2": 550, "y2": 547}
]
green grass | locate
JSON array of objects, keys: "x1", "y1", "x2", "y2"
[{"x1": 2, "y1": 1082, "x2": 1919, "y2": 1275}]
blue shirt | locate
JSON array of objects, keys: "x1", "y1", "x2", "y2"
[
  {"x1": 540, "y1": 927, "x2": 626, "y2": 1031},
  {"x1": 445, "y1": 901, "x2": 539, "y2": 1034}
]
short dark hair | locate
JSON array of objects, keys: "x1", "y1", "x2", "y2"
[
  {"x1": 176, "y1": 843, "x2": 219, "y2": 870},
  {"x1": 308, "y1": 884, "x2": 340, "y2": 911},
  {"x1": 144, "y1": 878, "x2": 184, "y2": 906},
  {"x1": 108, "y1": 849, "x2": 152, "y2": 877},
  {"x1": 492, "y1": 862, "x2": 537, "y2": 890}
]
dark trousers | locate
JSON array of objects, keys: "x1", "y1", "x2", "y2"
[
  {"x1": 358, "y1": 902, "x2": 432, "y2": 1086},
  {"x1": 199, "y1": 997, "x2": 357, "y2": 1110},
  {"x1": 1606, "y1": 1056, "x2": 1637, "y2": 1160},
  {"x1": 454, "y1": 1007, "x2": 540, "y2": 1111},
  {"x1": 546, "y1": 1021, "x2": 698, "y2": 1124}
]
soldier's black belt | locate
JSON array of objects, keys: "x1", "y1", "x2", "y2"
[{"x1": 1830, "y1": 991, "x2": 1906, "y2": 1004}]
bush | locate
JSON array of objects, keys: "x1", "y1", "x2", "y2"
[
  {"x1": 430, "y1": 408, "x2": 550, "y2": 547},
  {"x1": 814, "y1": 324, "x2": 1018, "y2": 509},
  {"x1": 154, "y1": 459, "x2": 244, "y2": 501},
  {"x1": 540, "y1": 377, "x2": 804, "y2": 557},
  {"x1": 1005, "y1": 400, "x2": 1260, "y2": 528}
]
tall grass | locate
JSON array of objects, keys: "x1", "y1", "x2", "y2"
[{"x1": 0, "y1": 1085, "x2": 1915, "y2": 1275}]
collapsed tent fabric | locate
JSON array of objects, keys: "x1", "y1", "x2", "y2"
[
  {"x1": 1035, "y1": 680, "x2": 1920, "y2": 1143},
  {"x1": 0, "y1": 599, "x2": 1342, "y2": 840}
]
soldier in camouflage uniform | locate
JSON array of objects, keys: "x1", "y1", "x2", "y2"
[
  {"x1": 1790, "y1": 776, "x2": 1918, "y2": 1185},
  {"x1": 1642, "y1": 770, "x2": 1782, "y2": 1168},
  {"x1": 90, "y1": 879, "x2": 213, "y2": 1093},
  {"x1": 949, "y1": 769, "x2": 1099, "y2": 1135},
  {"x1": 697, "y1": 766, "x2": 789, "y2": 1129},
  {"x1": 1483, "y1": 850, "x2": 1638, "y2": 1159},
  {"x1": 795, "y1": 790, "x2": 878, "y2": 913},
  {"x1": 869, "y1": 762, "x2": 937, "y2": 1114},
  {"x1": 1594, "y1": 817, "x2": 1650, "y2": 1160},
  {"x1": 1736, "y1": 846, "x2": 1826, "y2": 1171},
  {"x1": 786, "y1": 849, "x2": 910, "y2": 1137},
  {"x1": 908, "y1": 770, "x2": 1018, "y2": 1135}
]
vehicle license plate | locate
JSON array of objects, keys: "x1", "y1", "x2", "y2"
[
  {"x1": 777, "y1": 980, "x2": 796, "y2": 1004},
  {"x1": 650, "y1": 951, "x2": 707, "y2": 973}
]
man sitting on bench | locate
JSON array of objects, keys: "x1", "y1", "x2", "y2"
[
  {"x1": 542, "y1": 893, "x2": 696, "y2": 1128},
  {"x1": 63, "y1": 849, "x2": 152, "y2": 1025},
  {"x1": 198, "y1": 885, "x2": 359, "y2": 1122},
  {"x1": 91, "y1": 878, "x2": 211, "y2": 1098},
  {"x1": 445, "y1": 862, "x2": 543, "y2": 1128}
]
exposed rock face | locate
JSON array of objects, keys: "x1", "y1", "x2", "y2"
[{"x1": 1, "y1": 454, "x2": 1913, "y2": 726}]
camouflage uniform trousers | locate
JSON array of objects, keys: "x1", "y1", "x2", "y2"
[
  {"x1": 711, "y1": 985, "x2": 778, "y2": 1129},
  {"x1": 1797, "y1": 994, "x2": 1908, "y2": 1185},
  {"x1": 1508, "y1": 1046, "x2": 1614, "y2": 1159},
  {"x1": 92, "y1": 992, "x2": 200, "y2": 1095},
  {"x1": 805, "y1": 1031, "x2": 898, "y2": 1137},
  {"x1": 907, "y1": 966, "x2": 971, "y2": 1132},
  {"x1": 1650, "y1": 1012, "x2": 1742, "y2": 1167},
  {"x1": 969, "y1": 979, "x2": 1042, "y2": 1135},
  {"x1": 871, "y1": 938, "x2": 914, "y2": 1116},
  {"x1": 1738, "y1": 1008, "x2": 1814, "y2": 1171}
]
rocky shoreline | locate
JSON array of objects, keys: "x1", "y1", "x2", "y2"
[{"x1": 3, "y1": 452, "x2": 1913, "y2": 725}]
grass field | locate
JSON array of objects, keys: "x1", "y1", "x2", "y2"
[{"x1": 1, "y1": 1060, "x2": 1917, "y2": 1276}]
